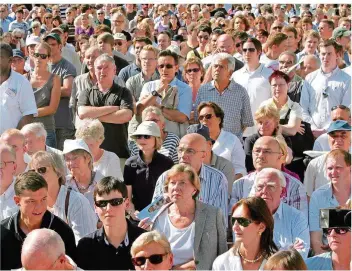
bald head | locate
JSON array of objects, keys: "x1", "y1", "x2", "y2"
[
  {"x1": 178, "y1": 133, "x2": 207, "y2": 172},
  {"x1": 299, "y1": 55, "x2": 320, "y2": 79},
  {"x1": 217, "y1": 34, "x2": 235, "y2": 55},
  {"x1": 252, "y1": 136, "x2": 284, "y2": 170}
]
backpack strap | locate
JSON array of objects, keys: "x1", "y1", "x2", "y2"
[{"x1": 65, "y1": 187, "x2": 72, "y2": 224}]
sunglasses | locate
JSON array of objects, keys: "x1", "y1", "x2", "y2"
[
  {"x1": 29, "y1": 167, "x2": 47, "y2": 174},
  {"x1": 243, "y1": 48, "x2": 256, "y2": 53},
  {"x1": 33, "y1": 53, "x2": 48, "y2": 59},
  {"x1": 273, "y1": 26, "x2": 283, "y2": 30},
  {"x1": 323, "y1": 228, "x2": 351, "y2": 235},
  {"x1": 232, "y1": 217, "x2": 253, "y2": 227},
  {"x1": 158, "y1": 64, "x2": 174, "y2": 69},
  {"x1": 115, "y1": 41, "x2": 123, "y2": 46},
  {"x1": 199, "y1": 113, "x2": 213, "y2": 121},
  {"x1": 136, "y1": 135, "x2": 151, "y2": 140},
  {"x1": 132, "y1": 254, "x2": 167, "y2": 266},
  {"x1": 95, "y1": 198, "x2": 125, "y2": 208},
  {"x1": 198, "y1": 35, "x2": 209, "y2": 40},
  {"x1": 14, "y1": 36, "x2": 22, "y2": 40},
  {"x1": 235, "y1": 42, "x2": 242, "y2": 48},
  {"x1": 186, "y1": 68, "x2": 200, "y2": 74},
  {"x1": 331, "y1": 105, "x2": 349, "y2": 111},
  {"x1": 98, "y1": 12, "x2": 104, "y2": 15}
]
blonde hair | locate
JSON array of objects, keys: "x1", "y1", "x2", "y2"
[
  {"x1": 263, "y1": 249, "x2": 307, "y2": 270},
  {"x1": 75, "y1": 119, "x2": 105, "y2": 142},
  {"x1": 0, "y1": 128, "x2": 25, "y2": 145},
  {"x1": 182, "y1": 57, "x2": 205, "y2": 83},
  {"x1": 141, "y1": 44, "x2": 159, "y2": 57},
  {"x1": 131, "y1": 231, "x2": 171, "y2": 257},
  {"x1": 255, "y1": 103, "x2": 280, "y2": 124},
  {"x1": 274, "y1": 135, "x2": 288, "y2": 161}
]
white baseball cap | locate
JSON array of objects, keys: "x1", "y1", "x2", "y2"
[
  {"x1": 62, "y1": 139, "x2": 92, "y2": 157},
  {"x1": 26, "y1": 36, "x2": 40, "y2": 47},
  {"x1": 131, "y1": 121, "x2": 161, "y2": 139}
]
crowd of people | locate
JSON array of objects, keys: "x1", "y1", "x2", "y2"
[{"x1": 0, "y1": 3, "x2": 351, "y2": 270}]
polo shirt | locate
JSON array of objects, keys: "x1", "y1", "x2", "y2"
[
  {"x1": 77, "y1": 82, "x2": 134, "y2": 158},
  {"x1": 305, "y1": 252, "x2": 333, "y2": 270},
  {"x1": 1, "y1": 210, "x2": 77, "y2": 268},
  {"x1": 76, "y1": 219, "x2": 146, "y2": 270},
  {"x1": 124, "y1": 150, "x2": 174, "y2": 211},
  {"x1": 118, "y1": 62, "x2": 141, "y2": 83}
]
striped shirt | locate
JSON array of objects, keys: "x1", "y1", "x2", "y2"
[
  {"x1": 152, "y1": 164, "x2": 228, "y2": 226},
  {"x1": 230, "y1": 171, "x2": 308, "y2": 217},
  {"x1": 130, "y1": 132, "x2": 180, "y2": 164},
  {"x1": 194, "y1": 80, "x2": 254, "y2": 139}
]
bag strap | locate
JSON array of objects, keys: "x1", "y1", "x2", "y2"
[
  {"x1": 65, "y1": 187, "x2": 72, "y2": 223},
  {"x1": 283, "y1": 108, "x2": 292, "y2": 124},
  {"x1": 193, "y1": 48, "x2": 201, "y2": 59}
]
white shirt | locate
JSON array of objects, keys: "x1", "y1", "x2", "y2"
[
  {"x1": 304, "y1": 153, "x2": 329, "y2": 196},
  {"x1": 232, "y1": 64, "x2": 272, "y2": 137},
  {"x1": 343, "y1": 65, "x2": 352, "y2": 76},
  {"x1": 0, "y1": 180, "x2": 18, "y2": 221},
  {"x1": 260, "y1": 54, "x2": 279, "y2": 71},
  {"x1": 50, "y1": 185, "x2": 97, "y2": 243},
  {"x1": 93, "y1": 150, "x2": 123, "y2": 181},
  {"x1": 62, "y1": 46, "x2": 82, "y2": 76},
  {"x1": 0, "y1": 70, "x2": 38, "y2": 134},
  {"x1": 313, "y1": 133, "x2": 330, "y2": 151},
  {"x1": 261, "y1": 97, "x2": 303, "y2": 121},
  {"x1": 213, "y1": 129, "x2": 247, "y2": 176}
]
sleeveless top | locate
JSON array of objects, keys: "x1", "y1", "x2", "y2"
[{"x1": 33, "y1": 73, "x2": 55, "y2": 131}]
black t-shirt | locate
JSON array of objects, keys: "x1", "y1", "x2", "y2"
[
  {"x1": 77, "y1": 82, "x2": 134, "y2": 158},
  {"x1": 76, "y1": 219, "x2": 146, "y2": 270},
  {"x1": 124, "y1": 151, "x2": 174, "y2": 210}
]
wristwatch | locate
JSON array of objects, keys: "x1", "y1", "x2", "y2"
[{"x1": 151, "y1": 90, "x2": 162, "y2": 98}]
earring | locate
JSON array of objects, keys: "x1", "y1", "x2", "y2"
[{"x1": 258, "y1": 231, "x2": 262, "y2": 236}]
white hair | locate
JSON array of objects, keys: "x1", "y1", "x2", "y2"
[
  {"x1": 20, "y1": 122, "x2": 47, "y2": 139},
  {"x1": 211, "y1": 53, "x2": 236, "y2": 72},
  {"x1": 12, "y1": 28, "x2": 25, "y2": 37},
  {"x1": 94, "y1": 53, "x2": 116, "y2": 68},
  {"x1": 279, "y1": 50, "x2": 298, "y2": 64},
  {"x1": 255, "y1": 168, "x2": 287, "y2": 188}
]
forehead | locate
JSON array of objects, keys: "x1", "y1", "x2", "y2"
[
  {"x1": 158, "y1": 56, "x2": 175, "y2": 64},
  {"x1": 329, "y1": 130, "x2": 349, "y2": 136},
  {"x1": 232, "y1": 204, "x2": 249, "y2": 217},
  {"x1": 256, "y1": 172, "x2": 280, "y2": 184},
  {"x1": 158, "y1": 33, "x2": 169, "y2": 39},
  {"x1": 20, "y1": 187, "x2": 48, "y2": 198},
  {"x1": 254, "y1": 138, "x2": 279, "y2": 150},
  {"x1": 95, "y1": 60, "x2": 113, "y2": 67},
  {"x1": 0, "y1": 149, "x2": 14, "y2": 159},
  {"x1": 95, "y1": 190, "x2": 123, "y2": 200},
  {"x1": 135, "y1": 242, "x2": 166, "y2": 256},
  {"x1": 320, "y1": 45, "x2": 335, "y2": 53},
  {"x1": 214, "y1": 58, "x2": 228, "y2": 65},
  {"x1": 140, "y1": 50, "x2": 156, "y2": 57},
  {"x1": 2, "y1": 133, "x2": 24, "y2": 144},
  {"x1": 326, "y1": 155, "x2": 346, "y2": 165},
  {"x1": 144, "y1": 112, "x2": 160, "y2": 119},
  {"x1": 243, "y1": 41, "x2": 256, "y2": 48},
  {"x1": 279, "y1": 54, "x2": 294, "y2": 61}
]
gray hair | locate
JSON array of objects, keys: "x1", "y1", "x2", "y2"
[
  {"x1": 12, "y1": 28, "x2": 25, "y2": 37},
  {"x1": 142, "y1": 106, "x2": 165, "y2": 123},
  {"x1": 211, "y1": 53, "x2": 236, "y2": 72},
  {"x1": 304, "y1": 54, "x2": 321, "y2": 67},
  {"x1": 31, "y1": 21, "x2": 41, "y2": 29},
  {"x1": 94, "y1": 53, "x2": 116, "y2": 68},
  {"x1": 85, "y1": 46, "x2": 103, "y2": 57},
  {"x1": 21, "y1": 122, "x2": 47, "y2": 139},
  {"x1": 255, "y1": 168, "x2": 287, "y2": 188},
  {"x1": 279, "y1": 51, "x2": 298, "y2": 65},
  {"x1": 75, "y1": 118, "x2": 105, "y2": 142}
]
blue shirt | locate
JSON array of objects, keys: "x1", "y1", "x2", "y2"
[
  {"x1": 118, "y1": 62, "x2": 141, "y2": 83},
  {"x1": 0, "y1": 18, "x2": 11, "y2": 32},
  {"x1": 305, "y1": 252, "x2": 333, "y2": 270}
]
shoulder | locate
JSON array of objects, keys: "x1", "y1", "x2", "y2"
[
  {"x1": 310, "y1": 153, "x2": 328, "y2": 166},
  {"x1": 165, "y1": 132, "x2": 180, "y2": 142},
  {"x1": 305, "y1": 69, "x2": 319, "y2": 81},
  {"x1": 198, "y1": 82, "x2": 214, "y2": 92},
  {"x1": 197, "y1": 200, "x2": 219, "y2": 215},
  {"x1": 155, "y1": 152, "x2": 174, "y2": 164},
  {"x1": 305, "y1": 252, "x2": 331, "y2": 269},
  {"x1": 203, "y1": 164, "x2": 226, "y2": 181},
  {"x1": 175, "y1": 79, "x2": 191, "y2": 90},
  {"x1": 78, "y1": 228, "x2": 102, "y2": 246},
  {"x1": 311, "y1": 183, "x2": 331, "y2": 198},
  {"x1": 125, "y1": 155, "x2": 139, "y2": 165},
  {"x1": 128, "y1": 219, "x2": 147, "y2": 239},
  {"x1": 262, "y1": 65, "x2": 274, "y2": 77}
]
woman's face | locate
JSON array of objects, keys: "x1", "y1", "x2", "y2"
[
  {"x1": 270, "y1": 77, "x2": 288, "y2": 100},
  {"x1": 81, "y1": 15, "x2": 89, "y2": 26},
  {"x1": 234, "y1": 18, "x2": 245, "y2": 31},
  {"x1": 257, "y1": 117, "x2": 278, "y2": 136},
  {"x1": 144, "y1": 112, "x2": 164, "y2": 132},
  {"x1": 167, "y1": 172, "x2": 197, "y2": 203},
  {"x1": 170, "y1": 15, "x2": 177, "y2": 26},
  {"x1": 136, "y1": 135, "x2": 156, "y2": 153},
  {"x1": 33, "y1": 45, "x2": 49, "y2": 68},
  {"x1": 256, "y1": 20, "x2": 266, "y2": 30},
  {"x1": 197, "y1": 31, "x2": 209, "y2": 47},
  {"x1": 29, "y1": 161, "x2": 59, "y2": 187},
  {"x1": 198, "y1": 106, "x2": 221, "y2": 133},
  {"x1": 185, "y1": 63, "x2": 202, "y2": 84},
  {"x1": 65, "y1": 152, "x2": 90, "y2": 177},
  {"x1": 247, "y1": 16, "x2": 255, "y2": 27},
  {"x1": 53, "y1": 19, "x2": 60, "y2": 27}
]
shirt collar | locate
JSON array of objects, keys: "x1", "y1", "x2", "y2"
[
  {"x1": 243, "y1": 63, "x2": 264, "y2": 74},
  {"x1": 273, "y1": 201, "x2": 283, "y2": 219},
  {"x1": 319, "y1": 65, "x2": 340, "y2": 77},
  {"x1": 103, "y1": 229, "x2": 129, "y2": 247},
  {"x1": 210, "y1": 152, "x2": 217, "y2": 167},
  {"x1": 210, "y1": 80, "x2": 233, "y2": 93},
  {"x1": 2, "y1": 179, "x2": 15, "y2": 199}
]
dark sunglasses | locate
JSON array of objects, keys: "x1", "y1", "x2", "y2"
[
  {"x1": 273, "y1": 26, "x2": 283, "y2": 30},
  {"x1": 331, "y1": 105, "x2": 349, "y2": 111},
  {"x1": 243, "y1": 48, "x2": 256, "y2": 53},
  {"x1": 232, "y1": 217, "x2": 253, "y2": 227},
  {"x1": 33, "y1": 53, "x2": 48, "y2": 59},
  {"x1": 132, "y1": 254, "x2": 167, "y2": 266},
  {"x1": 323, "y1": 228, "x2": 351, "y2": 235},
  {"x1": 136, "y1": 135, "x2": 151, "y2": 140},
  {"x1": 158, "y1": 64, "x2": 174, "y2": 69},
  {"x1": 14, "y1": 36, "x2": 22, "y2": 40},
  {"x1": 95, "y1": 198, "x2": 125, "y2": 208},
  {"x1": 186, "y1": 68, "x2": 200, "y2": 74},
  {"x1": 199, "y1": 113, "x2": 213, "y2": 121},
  {"x1": 97, "y1": 12, "x2": 104, "y2": 15},
  {"x1": 235, "y1": 42, "x2": 242, "y2": 48},
  {"x1": 115, "y1": 41, "x2": 123, "y2": 46},
  {"x1": 29, "y1": 167, "x2": 47, "y2": 174},
  {"x1": 198, "y1": 35, "x2": 209, "y2": 40}
]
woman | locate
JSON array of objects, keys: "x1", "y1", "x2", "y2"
[
  {"x1": 63, "y1": 139, "x2": 104, "y2": 208},
  {"x1": 28, "y1": 151, "x2": 97, "y2": 243},
  {"x1": 131, "y1": 231, "x2": 174, "y2": 270},
  {"x1": 130, "y1": 106, "x2": 180, "y2": 164},
  {"x1": 139, "y1": 164, "x2": 227, "y2": 270},
  {"x1": 254, "y1": 16, "x2": 268, "y2": 31},
  {"x1": 30, "y1": 42, "x2": 61, "y2": 148},
  {"x1": 233, "y1": 15, "x2": 250, "y2": 32},
  {"x1": 213, "y1": 197, "x2": 278, "y2": 270},
  {"x1": 263, "y1": 249, "x2": 307, "y2": 270},
  {"x1": 75, "y1": 118, "x2": 123, "y2": 180},
  {"x1": 29, "y1": 21, "x2": 42, "y2": 38},
  {"x1": 75, "y1": 33, "x2": 89, "y2": 59},
  {"x1": 75, "y1": 13, "x2": 94, "y2": 38},
  {"x1": 169, "y1": 14, "x2": 181, "y2": 36},
  {"x1": 41, "y1": 12, "x2": 54, "y2": 33},
  {"x1": 197, "y1": 102, "x2": 247, "y2": 180},
  {"x1": 52, "y1": 15, "x2": 63, "y2": 28},
  {"x1": 10, "y1": 29, "x2": 25, "y2": 52},
  {"x1": 125, "y1": 121, "x2": 174, "y2": 215}
]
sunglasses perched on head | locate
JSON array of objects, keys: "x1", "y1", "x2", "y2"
[
  {"x1": 198, "y1": 113, "x2": 213, "y2": 121},
  {"x1": 186, "y1": 68, "x2": 200, "y2": 74},
  {"x1": 29, "y1": 167, "x2": 47, "y2": 174},
  {"x1": 331, "y1": 105, "x2": 349, "y2": 111},
  {"x1": 136, "y1": 135, "x2": 151, "y2": 140},
  {"x1": 132, "y1": 254, "x2": 167, "y2": 266},
  {"x1": 323, "y1": 228, "x2": 351, "y2": 235},
  {"x1": 95, "y1": 198, "x2": 125, "y2": 208},
  {"x1": 158, "y1": 64, "x2": 174, "y2": 69},
  {"x1": 232, "y1": 217, "x2": 253, "y2": 227},
  {"x1": 33, "y1": 53, "x2": 49, "y2": 59}
]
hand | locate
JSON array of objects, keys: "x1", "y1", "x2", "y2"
[
  {"x1": 158, "y1": 81, "x2": 169, "y2": 94},
  {"x1": 292, "y1": 239, "x2": 304, "y2": 250},
  {"x1": 138, "y1": 217, "x2": 152, "y2": 231},
  {"x1": 212, "y1": 47, "x2": 222, "y2": 55},
  {"x1": 297, "y1": 123, "x2": 305, "y2": 135}
]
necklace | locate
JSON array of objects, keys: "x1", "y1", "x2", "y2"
[
  {"x1": 74, "y1": 177, "x2": 93, "y2": 191},
  {"x1": 238, "y1": 248, "x2": 263, "y2": 263}
]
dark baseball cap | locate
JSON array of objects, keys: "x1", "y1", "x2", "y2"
[
  {"x1": 186, "y1": 124, "x2": 215, "y2": 144},
  {"x1": 12, "y1": 49, "x2": 25, "y2": 59},
  {"x1": 44, "y1": 33, "x2": 62, "y2": 44}
]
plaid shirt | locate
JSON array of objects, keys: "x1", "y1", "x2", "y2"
[{"x1": 194, "y1": 80, "x2": 254, "y2": 139}]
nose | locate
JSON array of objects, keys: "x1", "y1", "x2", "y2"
[{"x1": 329, "y1": 229, "x2": 338, "y2": 237}]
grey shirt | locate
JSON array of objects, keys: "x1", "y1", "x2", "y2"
[{"x1": 210, "y1": 152, "x2": 235, "y2": 197}]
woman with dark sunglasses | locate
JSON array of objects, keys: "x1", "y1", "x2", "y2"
[
  {"x1": 41, "y1": 12, "x2": 54, "y2": 33},
  {"x1": 28, "y1": 151, "x2": 97, "y2": 243},
  {"x1": 213, "y1": 197, "x2": 277, "y2": 270},
  {"x1": 124, "y1": 121, "x2": 174, "y2": 220},
  {"x1": 29, "y1": 42, "x2": 61, "y2": 148}
]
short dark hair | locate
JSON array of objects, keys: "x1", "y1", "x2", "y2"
[
  {"x1": 133, "y1": 37, "x2": 152, "y2": 47},
  {"x1": 197, "y1": 24, "x2": 212, "y2": 35},
  {"x1": 95, "y1": 24, "x2": 112, "y2": 35},
  {"x1": 158, "y1": 50, "x2": 178, "y2": 65},
  {"x1": 282, "y1": 25, "x2": 298, "y2": 39},
  {"x1": 269, "y1": 70, "x2": 291, "y2": 84},
  {"x1": 320, "y1": 19, "x2": 335, "y2": 29},
  {"x1": 197, "y1": 102, "x2": 224, "y2": 129},
  {"x1": 14, "y1": 172, "x2": 48, "y2": 196},
  {"x1": 244, "y1": 37, "x2": 262, "y2": 54},
  {"x1": 257, "y1": 29, "x2": 269, "y2": 38},
  {"x1": 319, "y1": 39, "x2": 343, "y2": 55},
  {"x1": 233, "y1": 31, "x2": 249, "y2": 42},
  {"x1": 94, "y1": 176, "x2": 127, "y2": 199},
  {"x1": 212, "y1": 28, "x2": 225, "y2": 36},
  {"x1": 15, "y1": 8, "x2": 24, "y2": 14},
  {"x1": 0, "y1": 43, "x2": 13, "y2": 58},
  {"x1": 81, "y1": 4, "x2": 90, "y2": 13},
  {"x1": 158, "y1": 30, "x2": 172, "y2": 40}
]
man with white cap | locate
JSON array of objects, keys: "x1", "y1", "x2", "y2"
[{"x1": 113, "y1": 32, "x2": 135, "y2": 64}]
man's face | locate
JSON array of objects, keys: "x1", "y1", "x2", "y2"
[
  {"x1": 320, "y1": 45, "x2": 338, "y2": 71},
  {"x1": 140, "y1": 49, "x2": 157, "y2": 74},
  {"x1": 331, "y1": 108, "x2": 351, "y2": 124},
  {"x1": 0, "y1": 149, "x2": 16, "y2": 183},
  {"x1": 289, "y1": 17, "x2": 300, "y2": 27},
  {"x1": 157, "y1": 34, "x2": 171, "y2": 50},
  {"x1": 95, "y1": 60, "x2": 116, "y2": 85},
  {"x1": 328, "y1": 131, "x2": 351, "y2": 151},
  {"x1": 0, "y1": 6, "x2": 7, "y2": 19},
  {"x1": 302, "y1": 23, "x2": 312, "y2": 32},
  {"x1": 270, "y1": 22, "x2": 283, "y2": 34},
  {"x1": 283, "y1": 31, "x2": 298, "y2": 51},
  {"x1": 134, "y1": 41, "x2": 147, "y2": 60},
  {"x1": 337, "y1": 35, "x2": 351, "y2": 48},
  {"x1": 178, "y1": 29, "x2": 188, "y2": 40},
  {"x1": 210, "y1": 34, "x2": 219, "y2": 51},
  {"x1": 97, "y1": 40, "x2": 112, "y2": 54},
  {"x1": 212, "y1": 58, "x2": 231, "y2": 83},
  {"x1": 242, "y1": 41, "x2": 260, "y2": 64},
  {"x1": 177, "y1": 135, "x2": 206, "y2": 171},
  {"x1": 114, "y1": 39, "x2": 127, "y2": 54},
  {"x1": 46, "y1": 38, "x2": 61, "y2": 58},
  {"x1": 23, "y1": 132, "x2": 45, "y2": 156},
  {"x1": 157, "y1": 56, "x2": 178, "y2": 83},
  {"x1": 217, "y1": 35, "x2": 235, "y2": 55},
  {"x1": 0, "y1": 49, "x2": 12, "y2": 76},
  {"x1": 252, "y1": 137, "x2": 284, "y2": 170},
  {"x1": 15, "y1": 11, "x2": 23, "y2": 21},
  {"x1": 326, "y1": 155, "x2": 350, "y2": 185},
  {"x1": 2, "y1": 134, "x2": 26, "y2": 165},
  {"x1": 304, "y1": 37, "x2": 319, "y2": 53},
  {"x1": 190, "y1": 6, "x2": 199, "y2": 19},
  {"x1": 112, "y1": 14, "x2": 125, "y2": 30},
  {"x1": 298, "y1": 57, "x2": 320, "y2": 79},
  {"x1": 11, "y1": 56, "x2": 25, "y2": 73},
  {"x1": 85, "y1": 49, "x2": 100, "y2": 72},
  {"x1": 318, "y1": 22, "x2": 332, "y2": 39},
  {"x1": 278, "y1": 54, "x2": 295, "y2": 74}
]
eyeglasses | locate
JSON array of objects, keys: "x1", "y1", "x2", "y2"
[
  {"x1": 253, "y1": 148, "x2": 282, "y2": 156},
  {"x1": 95, "y1": 198, "x2": 125, "y2": 208},
  {"x1": 331, "y1": 105, "x2": 349, "y2": 111},
  {"x1": 132, "y1": 254, "x2": 167, "y2": 266},
  {"x1": 14, "y1": 36, "x2": 22, "y2": 40},
  {"x1": 115, "y1": 41, "x2": 123, "y2": 46},
  {"x1": 177, "y1": 147, "x2": 204, "y2": 156},
  {"x1": 158, "y1": 64, "x2": 174, "y2": 69},
  {"x1": 136, "y1": 135, "x2": 152, "y2": 140},
  {"x1": 324, "y1": 228, "x2": 351, "y2": 235},
  {"x1": 33, "y1": 53, "x2": 48, "y2": 59},
  {"x1": 199, "y1": 113, "x2": 213, "y2": 121},
  {"x1": 243, "y1": 48, "x2": 256, "y2": 53},
  {"x1": 97, "y1": 12, "x2": 104, "y2": 15},
  {"x1": 272, "y1": 26, "x2": 283, "y2": 30},
  {"x1": 235, "y1": 42, "x2": 242, "y2": 48},
  {"x1": 254, "y1": 183, "x2": 278, "y2": 192},
  {"x1": 232, "y1": 217, "x2": 253, "y2": 227},
  {"x1": 198, "y1": 35, "x2": 209, "y2": 40},
  {"x1": 0, "y1": 161, "x2": 15, "y2": 169},
  {"x1": 29, "y1": 167, "x2": 48, "y2": 174},
  {"x1": 186, "y1": 68, "x2": 200, "y2": 74}
]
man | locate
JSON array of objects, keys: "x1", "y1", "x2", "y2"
[
  {"x1": 306, "y1": 208, "x2": 351, "y2": 270},
  {"x1": 195, "y1": 53, "x2": 253, "y2": 139},
  {"x1": 232, "y1": 38, "x2": 272, "y2": 137},
  {"x1": 137, "y1": 50, "x2": 192, "y2": 138},
  {"x1": 44, "y1": 33, "x2": 77, "y2": 150},
  {"x1": 318, "y1": 19, "x2": 334, "y2": 41},
  {"x1": 118, "y1": 37, "x2": 152, "y2": 83},
  {"x1": 76, "y1": 177, "x2": 146, "y2": 270},
  {"x1": 78, "y1": 54, "x2": 133, "y2": 170},
  {"x1": 113, "y1": 33, "x2": 135, "y2": 64},
  {"x1": 313, "y1": 106, "x2": 351, "y2": 151},
  {"x1": 332, "y1": 27, "x2": 351, "y2": 66},
  {"x1": 95, "y1": 8, "x2": 111, "y2": 28},
  {"x1": 230, "y1": 136, "x2": 308, "y2": 215},
  {"x1": 300, "y1": 40, "x2": 351, "y2": 138},
  {"x1": 8, "y1": 9, "x2": 28, "y2": 34},
  {"x1": 312, "y1": 8, "x2": 325, "y2": 30},
  {"x1": 1, "y1": 171, "x2": 76, "y2": 269},
  {"x1": 152, "y1": 133, "x2": 228, "y2": 226},
  {"x1": 305, "y1": 120, "x2": 351, "y2": 197},
  {"x1": 282, "y1": 25, "x2": 300, "y2": 54},
  {"x1": 157, "y1": 31, "x2": 172, "y2": 51},
  {"x1": 289, "y1": 15, "x2": 300, "y2": 28},
  {"x1": 260, "y1": 32, "x2": 288, "y2": 71},
  {"x1": 296, "y1": 30, "x2": 320, "y2": 62},
  {"x1": 21, "y1": 229, "x2": 81, "y2": 270},
  {"x1": 208, "y1": 29, "x2": 225, "y2": 55},
  {"x1": 11, "y1": 49, "x2": 26, "y2": 75},
  {"x1": 0, "y1": 43, "x2": 37, "y2": 134},
  {"x1": 309, "y1": 150, "x2": 351, "y2": 256},
  {"x1": 270, "y1": 21, "x2": 284, "y2": 35},
  {"x1": 253, "y1": 168, "x2": 310, "y2": 258},
  {"x1": 190, "y1": 4, "x2": 200, "y2": 21},
  {"x1": 297, "y1": 54, "x2": 321, "y2": 79},
  {"x1": 0, "y1": 5, "x2": 11, "y2": 33}
]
